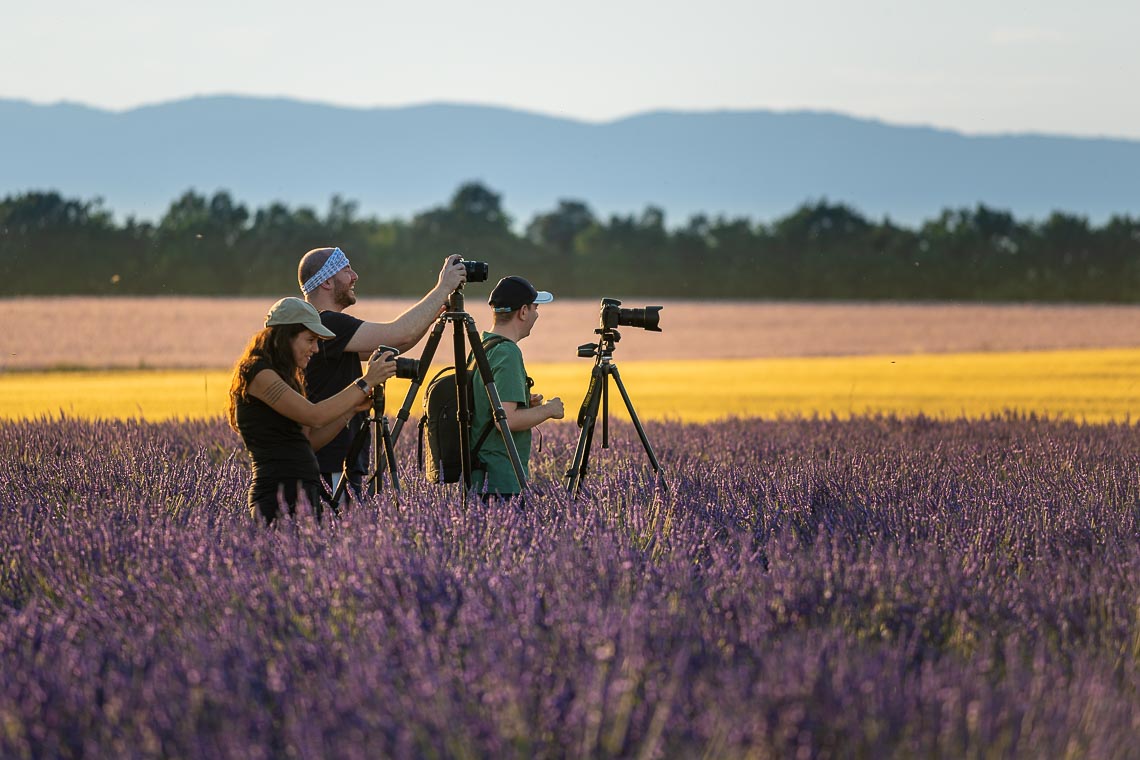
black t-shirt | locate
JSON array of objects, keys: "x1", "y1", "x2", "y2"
[
  {"x1": 235, "y1": 358, "x2": 321, "y2": 488},
  {"x1": 304, "y1": 310, "x2": 367, "y2": 474}
]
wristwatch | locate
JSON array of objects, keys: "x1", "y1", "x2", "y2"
[{"x1": 354, "y1": 378, "x2": 371, "y2": 395}]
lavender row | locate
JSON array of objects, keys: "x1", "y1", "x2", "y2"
[{"x1": 2, "y1": 415, "x2": 1138, "y2": 758}]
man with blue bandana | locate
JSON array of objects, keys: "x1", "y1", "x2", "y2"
[{"x1": 299, "y1": 247, "x2": 467, "y2": 500}]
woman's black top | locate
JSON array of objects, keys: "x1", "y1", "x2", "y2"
[{"x1": 234, "y1": 358, "x2": 321, "y2": 509}]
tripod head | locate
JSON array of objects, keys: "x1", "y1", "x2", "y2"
[
  {"x1": 577, "y1": 328, "x2": 621, "y2": 362},
  {"x1": 447, "y1": 283, "x2": 467, "y2": 313},
  {"x1": 446, "y1": 257, "x2": 489, "y2": 312}
]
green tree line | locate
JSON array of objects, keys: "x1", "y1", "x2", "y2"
[{"x1": 2, "y1": 183, "x2": 1139, "y2": 300}]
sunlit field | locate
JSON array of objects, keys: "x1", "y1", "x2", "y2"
[
  {"x1": 6, "y1": 297, "x2": 1140, "y2": 423},
  {"x1": 6, "y1": 297, "x2": 1140, "y2": 369},
  {"x1": 5, "y1": 348, "x2": 1140, "y2": 423}
]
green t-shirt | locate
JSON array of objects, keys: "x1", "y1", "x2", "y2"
[{"x1": 470, "y1": 332, "x2": 530, "y2": 494}]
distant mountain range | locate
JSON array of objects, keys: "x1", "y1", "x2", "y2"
[{"x1": 2, "y1": 95, "x2": 1137, "y2": 226}]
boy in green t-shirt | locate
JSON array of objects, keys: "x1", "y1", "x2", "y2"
[{"x1": 471, "y1": 276, "x2": 565, "y2": 498}]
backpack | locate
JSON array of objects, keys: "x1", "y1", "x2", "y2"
[{"x1": 419, "y1": 335, "x2": 508, "y2": 483}]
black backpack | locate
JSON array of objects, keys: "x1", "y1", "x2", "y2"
[{"x1": 419, "y1": 335, "x2": 508, "y2": 483}]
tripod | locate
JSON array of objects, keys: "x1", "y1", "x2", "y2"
[
  {"x1": 390, "y1": 286, "x2": 527, "y2": 492},
  {"x1": 332, "y1": 383, "x2": 400, "y2": 503},
  {"x1": 564, "y1": 328, "x2": 666, "y2": 497}
]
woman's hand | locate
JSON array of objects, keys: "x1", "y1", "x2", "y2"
[{"x1": 362, "y1": 349, "x2": 398, "y2": 388}]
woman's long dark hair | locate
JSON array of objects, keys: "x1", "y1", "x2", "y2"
[{"x1": 227, "y1": 323, "x2": 309, "y2": 432}]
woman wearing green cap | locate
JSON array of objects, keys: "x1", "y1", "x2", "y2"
[{"x1": 227, "y1": 297, "x2": 396, "y2": 523}]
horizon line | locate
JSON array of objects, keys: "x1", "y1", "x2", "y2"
[{"x1": 2, "y1": 92, "x2": 1136, "y2": 144}]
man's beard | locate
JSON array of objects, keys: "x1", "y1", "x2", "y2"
[{"x1": 333, "y1": 279, "x2": 357, "y2": 308}]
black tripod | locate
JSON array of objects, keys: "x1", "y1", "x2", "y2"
[
  {"x1": 391, "y1": 286, "x2": 527, "y2": 493},
  {"x1": 331, "y1": 383, "x2": 400, "y2": 503},
  {"x1": 564, "y1": 328, "x2": 666, "y2": 496}
]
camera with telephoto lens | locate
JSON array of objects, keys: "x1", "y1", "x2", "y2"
[
  {"x1": 599, "y1": 298, "x2": 662, "y2": 332},
  {"x1": 459, "y1": 258, "x2": 489, "y2": 283},
  {"x1": 376, "y1": 345, "x2": 420, "y2": 380}
]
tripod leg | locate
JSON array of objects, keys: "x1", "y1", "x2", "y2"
[
  {"x1": 379, "y1": 416, "x2": 401, "y2": 495},
  {"x1": 370, "y1": 410, "x2": 380, "y2": 497},
  {"x1": 333, "y1": 415, "x2": 372, "y2": 504},
  {"x1": 602, "y1": 365, "x2": 609, "y2": 449},
  {"x1": 609, "y1": 365, "x2": 667, "y2": 490},
  {"x1": 391, "y1": 315, "x2": 448, "y2": 444},
  {"x1": 564, "y1": 364, "x2": 605, "y2": 496},
  {"x1": 331, "y1": 472, "x2": 349, "y2": 505},
  {"x1": 465, "y1": 318, "x2": 528, "y2": 493},
  {"x1": 453, "y1": 318, "x2": 476, "y2": 489}
]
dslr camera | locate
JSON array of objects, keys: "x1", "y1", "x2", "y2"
[
  {"x1": 599, "y1": 298, "x2": 662, "y2": 332},
  {"x1": 376, "y1": 346, "x2": 420, "y2": 380},
  {"x1": 459, "y1": 258, "x2": 489, "y2": 283}
]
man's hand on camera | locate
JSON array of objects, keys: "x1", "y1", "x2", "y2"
[{"x1": 438, "y1": 254, "x2": 467, "y2": 293}]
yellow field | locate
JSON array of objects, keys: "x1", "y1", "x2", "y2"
[{"x1": 4, "y1": 348, "x2": 1140, "y2": 423}]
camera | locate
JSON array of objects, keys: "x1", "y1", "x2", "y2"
[
  {"x1": 376, "y1": 346, "x2": 421, "y2": 380},
  {"x1": 459, "y1": 258, "x2": 489, "y2": 283},
  {"x1": 599, "y1": 298, "x2": 662, "y2": 332}
]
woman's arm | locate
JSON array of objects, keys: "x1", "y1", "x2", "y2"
[
  {"x1": 305, "y1": 406, "x2": 365, "y2": 451},
  {"x1": 247, "y1": 369, "x2": 372, "y2": 428},
  {"x1": 247, "y1": 347, "x2": 397, "y2": 429}
]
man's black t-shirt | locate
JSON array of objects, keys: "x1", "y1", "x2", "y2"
[{"x1": 305, "y1": 310, "x2": 367, "y2": 474}]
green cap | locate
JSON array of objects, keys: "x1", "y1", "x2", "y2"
[{"x1": 264, "y1": 297, "x2": 335, "y2": 339}]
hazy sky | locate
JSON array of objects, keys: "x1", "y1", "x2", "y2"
[{"x1": 6, "y1": 0, "x2": 1138, "y2": 139}]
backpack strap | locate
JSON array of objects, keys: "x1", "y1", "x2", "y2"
[
  {"x1": 471, "y1": 423, "x2": 496, "y2": 461},
  {"x1": 419, "y1": 365, "x2": 456, "y2": 472},
  {"x1": 418, "y1": 415, "x2": 426, "y2": 471},
  {"x1": 466, "y1": 334, "x2": 508, "y2": 372}
]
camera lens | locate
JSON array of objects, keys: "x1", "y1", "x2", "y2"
[
  {"x1": 394, "y1": 357, "x2": 420, "y2": 380},
  {"x1": 461, "y1": 260, "x2": 489, "y2": 283},
  {"x1": 618, "y1": 306, "x2": 662, "y2": 332}
]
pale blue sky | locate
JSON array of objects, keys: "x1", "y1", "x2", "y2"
[{"x1": 5, "y1": 0, "x2": 1138, "y2": 138}]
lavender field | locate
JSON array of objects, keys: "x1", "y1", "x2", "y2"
[{"x1": 2, "y1": 415, "x2": 1139, "y2": 758}]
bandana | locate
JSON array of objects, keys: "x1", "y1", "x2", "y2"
[{"x1": 301, "y1": 247, "x2": 350, "y2": 294}]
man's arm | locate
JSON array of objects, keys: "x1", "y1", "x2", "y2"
[
  {"x1": 501, "y1": 397, "x2": 565, "y2": 431},
  {"x1": 344, "y1": 255, "x2": 467, "y2": 355}
]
